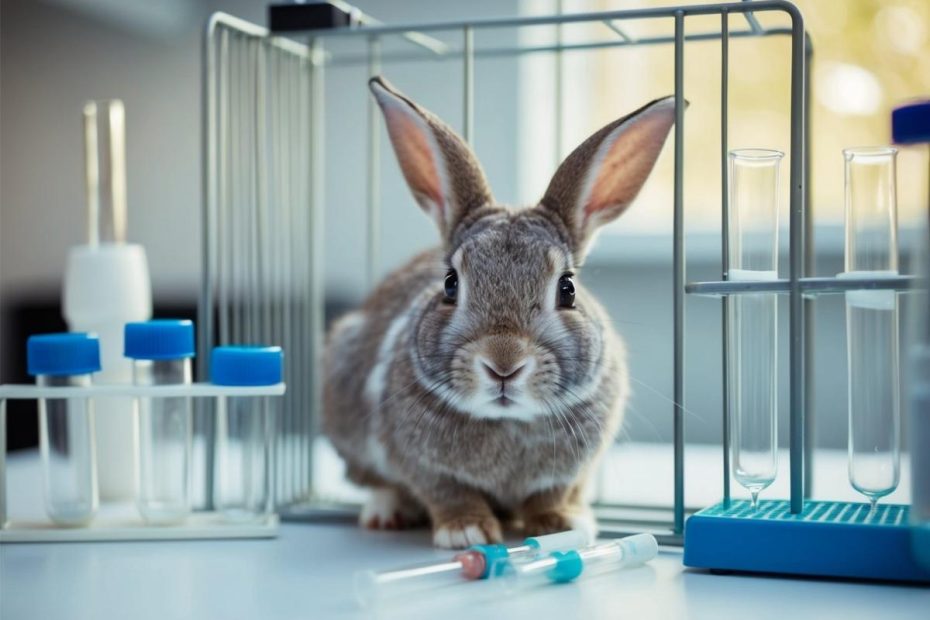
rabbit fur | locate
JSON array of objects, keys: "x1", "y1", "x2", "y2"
[{"x1": 323, "y1": 76, "x2": 678, "y2": 548}]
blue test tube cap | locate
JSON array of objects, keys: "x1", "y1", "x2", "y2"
[
  {"x1": 211, "y1": 346, "x2": 284, "y2": 386},
  {"x1": 892, "y1": 100, "x2": 930, "y2": 144},
  {"x1": 124, "y1": 319, "x2": 195, "y2": 360},
  {"x1": 27, "y1": 332, "x2": 101, "y2": 376}
]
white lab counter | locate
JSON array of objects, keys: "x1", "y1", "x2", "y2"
[
  {"x1": 3, "y1": 518, "x2": 930, "y2": 620},
  {"x1": 3, "y1": 449, "x2": 929, "y2": 620}
]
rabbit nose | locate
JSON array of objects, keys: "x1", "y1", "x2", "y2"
[{"x1": 481, "y1": 359, "x2": 526, "y2": 383}]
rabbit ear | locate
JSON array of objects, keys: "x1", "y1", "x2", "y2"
[
  {"x1": 539, "y1": 96, "x2": 679, "y2": 260},
  {"x1": 369, "y1": 76, "x2": 493, "y2": 243}
]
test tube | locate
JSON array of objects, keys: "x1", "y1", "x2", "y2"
[
  {"x1": 727, "y1": 149, "x2": 783, "y2": 509},
  {"x1": 27, "y1": 333, "x2": 101, "y2": 526},
  {"x1": 842, "y1": 147, "x2": 901, "y2": 517},
  {"x1": 211, "y1": 346, "x2": 283, "y2": 522},
  {"x1": 125, "y1": 320, "x2": 195, "y2": 524},
  {"x1": 354, "y1": 529, "x2": 589, "y2": 608},
  {"x1": 491, "y1": 533, "x2": 658, "y2": 593}
]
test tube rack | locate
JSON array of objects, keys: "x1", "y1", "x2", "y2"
[
  {"x1": 0, "y1": 382, "x2": 284, "y2": 543},
  {"x1": 201, "y1": 0, "x2": 930, "y2": 583}
]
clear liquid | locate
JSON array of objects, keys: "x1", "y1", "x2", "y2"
[
  {"x1": 846, "y1": 290, "x2": 900, "y2": 504},
  {"x1": 728, "y1": 270, "x2": 778, "y2": 503}
]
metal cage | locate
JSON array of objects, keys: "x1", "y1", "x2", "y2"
[{"x1": 200, "y1": 0, "x2": 828, "y2": 544}]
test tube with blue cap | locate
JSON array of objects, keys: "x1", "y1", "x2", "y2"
[
  {"x1": 125, "y1": 319, "x2": 195, "y2": 524},
  {"x1": 490, "y1": 533, "x2": 658, "y2": 593},
  {"x1": 27, "y1": 333, "x2": 102, "y2": 526},
  {"x1": 211, "y1": 346, "x2": 283, "y2": 522},
  {"x1": 353, "y1": 529, "x2": 589, "y2": 608}
]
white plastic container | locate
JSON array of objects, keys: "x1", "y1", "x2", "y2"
[{"x1": 63, "y1": 100, "x2": 152, "y2": 500}]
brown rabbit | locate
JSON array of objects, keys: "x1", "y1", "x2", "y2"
[{"x1": 323, "y1": 76, "x2": 677, "y2": 548}]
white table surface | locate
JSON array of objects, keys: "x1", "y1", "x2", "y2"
[{"x1": 3, "y1": 450, "x2": 929, "y2": 620}]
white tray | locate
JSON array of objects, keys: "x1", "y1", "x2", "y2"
[{"x1": 1, "y1": 509, "x2": 278, "y2": 543}]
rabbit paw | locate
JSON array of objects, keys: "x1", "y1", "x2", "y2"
[
  {"x1": 524, "y1": 509, "x2": 597, "y2": 541},
  {"x1": 432, "y1": 515, "x2": 503, "y2": 549},
  {"x1": 360, "y1": 488, "x2": 425, "y2": 530}
]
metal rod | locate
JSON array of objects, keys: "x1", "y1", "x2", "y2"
[
  {"x1": 602, "y1": 19, "x2": 636, "y2": 42},
  {"x1": 1, "y1": 400, "x2": 7, "y2": 527},
  {"x1": 787, "y1": 3, "x2": 806, "y2": 515},
  {"x1": 366, "y1": 37, "x2": 382, "y2": 289},
  {"x1": 302, "y1": 53, "x2": 313, "y2": 500},
  {"x1": 251, "y1": 38, "x2": 263, "y2": 349},
  {"x1": 328, "y1": 27, "x2": 794, "y2": 68},
  {"x1": 673, "y1": 9, "x2": 686, "y2": 536},
  {"x1": 741, "y1": 0, "x2": 764, "y2": 34},
  {"x1": 685, "y1": 275, "x2": 925, "y2": 296},
  {"x1": 284, "y1": 51, "x2": 296, "y2": 504},
  {"x1": 290, "y1": 1, "x2": 802, "y2": 38},
  {"x1": 200, "y1": 19, "x2": 218, "y2": 383},
  {"x1": 802, "y1": 33, "x2": 815, "y2": 500},
  {"x1": 720, "y1": 9, "x2": 731, "y2": 508},
  {"x1": 554, "y1": 0, "x2": 564, "y2": 163},
  {"x1": 308, "y1": 37, "x2": 326, "y2": 499},
  {"x1": 463, "y1": 26, "x2": 474, "y2": 144}
]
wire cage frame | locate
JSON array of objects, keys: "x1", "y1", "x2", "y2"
[{"x1": 195, "y1": 0, "x2": 885, "y2": 545}]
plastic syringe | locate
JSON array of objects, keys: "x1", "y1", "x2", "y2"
[
  {"x1": 491, "y1": 533, "x2": 658, "y2": 593},
  {"x1": 354, "y1": 529, "x2": 588, "y2": 608}
]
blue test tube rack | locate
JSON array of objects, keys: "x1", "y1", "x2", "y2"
[
  {"x1": 0, "y1": 381, "x2": 285, "y2": 543},
  {"x1": 683, "y1": 102, "x2": 930, "y2": 583}
]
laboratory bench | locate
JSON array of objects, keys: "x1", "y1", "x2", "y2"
[{"x1": 2, "y1": 449, "x2": 929, "y2": 620}]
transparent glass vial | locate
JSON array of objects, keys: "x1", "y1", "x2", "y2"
[
  {"x1": 727, "y1": 149, "x2": 783, "y2": 508},
  {"x1": 211, "y1": 346, "x2": 283, "y2": 522},
  {"x1": 125, "y1": 320, "x2": 195, "y2": 524},
  {"x1": 27, "y1": 333, "x2": 101, "y2": 526},
  {"x1": 842, "y1": 147, "x2": 901, "y2": 518}
]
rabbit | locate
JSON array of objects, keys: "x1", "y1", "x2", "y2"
[{"x1": 323, "y1": 75, "x2": 678, "y2": 549}]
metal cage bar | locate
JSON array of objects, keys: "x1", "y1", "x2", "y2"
[
  {"x1": 720, "y1": 9, "x2": 731, "y2": 508},
  {"x1": 672, "y1": 8, "x2": 686, "y2": 537},
  {"x1": 202, "y1": 14, "x2": 316, "y2": 509}
]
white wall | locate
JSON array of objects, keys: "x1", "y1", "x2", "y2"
[{"x1": 0, "y1": 0, "x2": 523, "y2": 302}]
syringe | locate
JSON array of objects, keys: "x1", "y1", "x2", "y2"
[
  {"x1": 490, "y1": 533, "x2": 658, "y2": 593},
  {"x1": 354, "y1": 529, "x2": 589, "y2": 608}
]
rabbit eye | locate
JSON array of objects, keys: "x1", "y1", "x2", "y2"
[
  {"x1": 558, "y1": 274, "x2": 575, "y2": 308},
  {"x1": 444, "y1": 269, "x2": 458, "y2": 303}
]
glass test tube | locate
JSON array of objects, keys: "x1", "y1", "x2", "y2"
[
  {"x1": 27, "y1": 333, "x2": 101, "y2": 526},
  {"x1": 842, "y1": 148, "x2": 901, "y2": 517},
  {"x1": 125, "y1": 320, "x2": 195, "y2": 524},
  {"x1": 211, "y1": 346, "x2": 283, "y2": 522},
  {"x1": 727, "y1": 149, "x2": 783, "y2": 509},
  {"x1": 492, "y1": 533, "x2": 658, "y2": 593},
  {"x1": 354, "y1": 529, "x2": 589, "y2": 608}
]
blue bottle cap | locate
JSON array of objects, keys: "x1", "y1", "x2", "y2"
[
  {"x1": 27, "y1": 332, "x2": 101, "y2": 376},
  {"x1": 124, "y1": 320, "x2": 195, "y2": 360},
  {"x1": 211, "y1": 346, "x2": 283, "y2": 386},
  {"x1": 892, "y1": 100, "x2": 930, "y2": 144}
]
